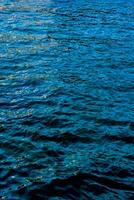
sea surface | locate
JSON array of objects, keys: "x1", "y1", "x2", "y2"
[{"x1": 0, "y1": 0, "x2": 134, "y2": 199}]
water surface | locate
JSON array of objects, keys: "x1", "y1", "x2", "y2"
[{"x1": 0, "y1": 0, "x2": 134, "y2": 199}]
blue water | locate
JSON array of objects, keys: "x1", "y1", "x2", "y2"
[{"x1": 0, "y1": 0, "x2": 134, "y2": 199}]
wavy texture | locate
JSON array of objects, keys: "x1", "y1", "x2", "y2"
[{"x1": 0, "y1": 0, "x2": 134, "y2": 199}]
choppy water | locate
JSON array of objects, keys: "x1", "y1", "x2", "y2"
[{"x1": 0, "y1": 0, "x2": 134, "y2": 199}]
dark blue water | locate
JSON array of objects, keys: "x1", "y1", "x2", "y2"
[{"x1": 0, "y1": 0, "x2": 134, "y2": 199}]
